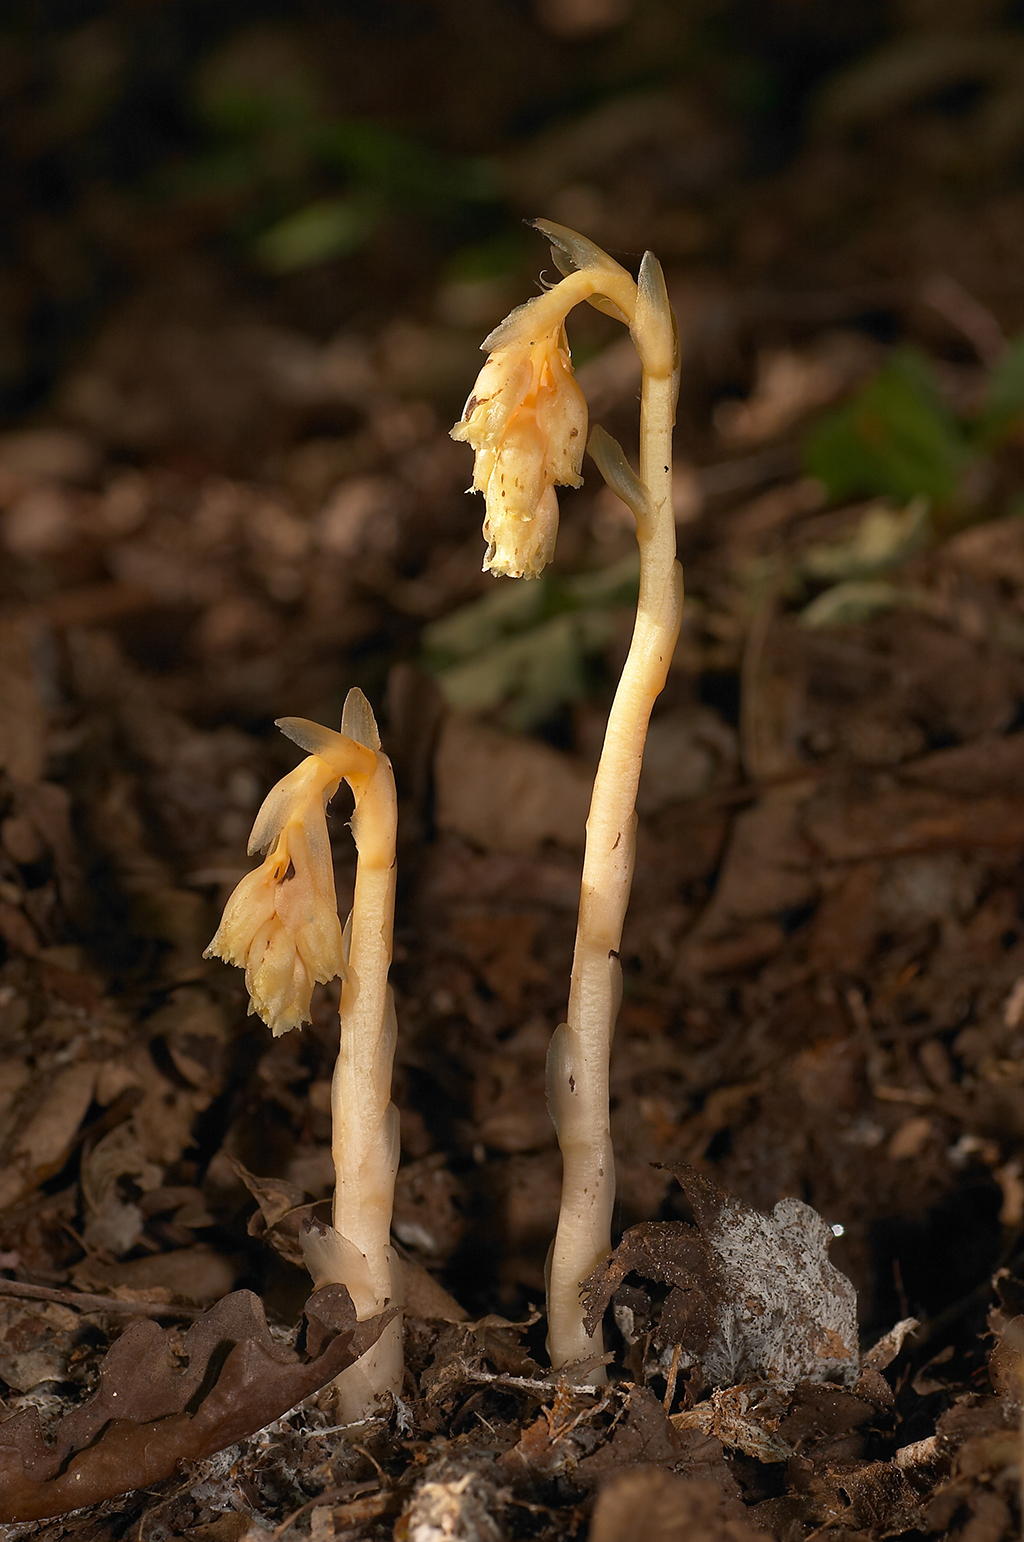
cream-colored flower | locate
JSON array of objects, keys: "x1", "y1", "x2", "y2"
[
  {"x1": 205, "y1": 726, "x2": 375, "y2": 1036},
  {"x1": 452, "y1": 318, "x2": 586, "y2": 579}
]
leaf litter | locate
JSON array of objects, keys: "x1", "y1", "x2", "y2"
[{"x1": 7, "y1": 10, "x2": 1024, "y2": 1541}]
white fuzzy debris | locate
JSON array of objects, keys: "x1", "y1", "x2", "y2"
[
  {"x1": 403, "y1": 1460, "x2": 502, "y2": 1542},
  {"x1": 703, "y1": 1194, "x2": 859, "y2": 1388}
]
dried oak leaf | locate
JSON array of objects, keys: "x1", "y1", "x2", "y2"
[
  {"x1": 583, "y1": 1166, "x2": 858, "y2": 1389},
  {"x1": 0, "y1": 1284, "x2": 388, "y2": 1523}
]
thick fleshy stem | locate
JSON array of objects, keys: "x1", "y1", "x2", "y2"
[
  {"x1": 299, "y1": 689, "x2": 402, "y2": 1420},
  {"x1": 542, "y1": 246, "x2": 682, "y2": 1377},
  {"x1": 206, "y1": 689, "x2": 402, "y2": 1421},
  {"x1": 450, "y1": 223, "x2": 682, "y2": 1379}
]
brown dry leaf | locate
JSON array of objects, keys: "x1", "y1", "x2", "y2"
[
  {"x1": 0, "y1": 905, "x2": 38, "y2": 959},
  {"x1": 808, "y1": 861, "x2": 881, "y2": 972},
  {"x1": 81, "y1": 1123, "x2": 164, "y2": 1256},
  {"x1": 0, "y1": 1062, "x2": 98, "y2": 1209},
  {"x1": 590, "y1": 1468, "x2": 772, "y2": 1542},
  {"x1": 7, "y1": 780, "x2": 88, "y2": 925},
  {"x1": 401, "y1": 1251, "x2": 469, "y2": 1322},
  {"x1": 228, "y1": 1155, "x2": 312, "y2": 1269},
  {"x1": 451, "y1": 912, "x2": 547, "y2": 1007},
  {"x1": 74, "y1": 1244, "x2": 239, "y2": 1304},
  {"x1": 0, "y1": 621, "x2": 47, "y2": 786},
  {"x1": 578, "y1": 1387, "x2": 744, "y2": 1503},
  {"x1": 434, "y1": 714, "x2": 591, "y2": 854},
  {"x1": 0, "y1": 428, "x2": 99, "y2": 483},
  {"x1": 0, "y1": 1284, "x2": 389, "y2": 1523},
  {"x1": 775, "y1": 1381, "x2": 877, "y2": 1464},
  {"x1": 671, "y1": 1385, "x2": 792, "y2": 1464},
  {"x1": 820, "y1": 1459, "x2": 924, "y2": 1536},
  {"x1": 0, "y1": 1298, "x2": 80, "y2": 1392},
  {"x1": 392, "y1": 1154, "x2": 467, "y2": 1263},
  {"x1": 943, "y1": 515, "x2": 1024, "y2": 589},
  {"x1": 804, "y1": 779, "x2": 1024, "y2": 861},
  {"x1": 582, "y1": 1218, "x2": 723, "y2": 1357},
  {"x1": 684, "y1": 782, "x2": 817, "y2": 955},
  {"x1": 902, "y1": 732, "x2": 1024, "y2": 797},
  {"x1": 715, "y1": 335, "x2": 874, "y2": 447},
  {"x1": 472, "y1": 1017, "x2": 554, "y2": 1154}
]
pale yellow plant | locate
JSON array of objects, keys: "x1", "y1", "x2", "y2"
[
  {"x1": 205, "y1": 739, "x2": 372, "y2": 1035},
  {"x1": 206, "y1": 689, "x2": 402, "y2": 1420},
  {"x1": 452, "y1": 253, "x2": 636, "y2": 580},
  {"x1": 452, "y1": 222, "x2": 682, "y2": 1377}
]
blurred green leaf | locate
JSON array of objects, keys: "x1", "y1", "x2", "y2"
[
  {"x1": 800, "y1": 496, "x2": 930, "y2": 583},
  {"x1": 251, "y1": 197, "x2": 378, "y2": 273},
  {"x1": 799, "y1": 579, "x2": 920, "y2": 628},
  {"x1": 313, "y1": 120, "x2": 495, "y2": 205},
  {"x1": 423, "y1": 579, "x2": 550, "y2": 668},
  {"x1": 186, "y1": 29, "x2": 497, "y2": 270},
  {"x1": 977, "y1": 334, "x2": 1024, "y2": 444},
  {"x1": 422, "y1": 554, "x2": 639, "y2": 727},
  {"x1": 437, "y1": 610, "x2": 619, "y2": 730},
  {"x1": 802, "y1": 348, "x2": 974, "y2": 504},
  {"x1": 194, "y1": 31, "x2": 322, "y2": 138}
]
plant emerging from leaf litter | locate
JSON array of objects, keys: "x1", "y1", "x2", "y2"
[
  {"x1": 451, "y1": 220, "x2": 682, "y2": 1375},
  {"x1": 207, "y1": 218, "x2": 681, "y2": 1408},
  {"x1": 206, "y1": 687, "x2": 401, "y2": 1420}
]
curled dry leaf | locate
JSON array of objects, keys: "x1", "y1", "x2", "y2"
[
  {"x1": 0, "y1": 1284, "x2": 389, "y2": 1523},
  {"x1": 583, "y1": 1165, "x2": 858, "y2": 1390},
  {"x1": 228, "y1": 1154, "x2": 315, "y2": 1268}
]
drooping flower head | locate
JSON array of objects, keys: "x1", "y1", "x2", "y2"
[
  {"x1": 451, "y1": 225, "x2": 641, "y2": 582},
  {"x1": 204, "y1": 716, "x2": 375, "y2": 1036},
  {"x1": 452, "y1": 317, "x2": 587, "y2": 579}
]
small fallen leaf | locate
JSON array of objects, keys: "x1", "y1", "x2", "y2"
[{"x1": 0, "y1": 1284, "x2": 389, "y2": 1522}]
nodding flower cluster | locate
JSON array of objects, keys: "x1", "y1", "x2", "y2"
[
  {"x1": 204, "y1": 723, "x2": 374, "y2": 1037},
  {"x1": 451, "y1": 303, "x2": 588, "y2": 580}
]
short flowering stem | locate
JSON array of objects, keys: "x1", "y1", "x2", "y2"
[
  {"x1": 327, "y1": 717, "x2": 402, "y2": 1418},
  {"x1": 294, "y1": 690, "x2": 402, "y2": 1421},
  {"x1": 205, "y1": 690, "x2": 403, "y2": 1422}
]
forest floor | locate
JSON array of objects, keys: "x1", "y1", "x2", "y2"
[{"x1": 4, "y1": 17, "x2": 1024, "y2": 1537}]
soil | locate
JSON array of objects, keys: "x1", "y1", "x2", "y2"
[{"x1": 3, "y1": 3, "x2": 1024, "y2": 1538}]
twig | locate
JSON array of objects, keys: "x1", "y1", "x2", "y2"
[
  {"x1": 271, "y1": 1483, "x2": 379, "y2": 1541},
  {"x1": 662, "y1": 1342, "x2": 682, "y2": 1412},
  {"x1": 0, "y1": 1276, "x2": 205, "y2": 1318},
  {"x1": 457, "y1": 1366, "x2": 611, "y2": 1397}
]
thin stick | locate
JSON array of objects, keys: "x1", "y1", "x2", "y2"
[
  {"x1": 663, "y1": 1342, "x2": 682, "y2": 1412},
  {"x1": 0, "y1": 1276, "x2": 204, "y2": 1317}
]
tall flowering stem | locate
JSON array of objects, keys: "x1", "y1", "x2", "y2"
[{"x1": 452, "y1": 223, "x2": 682, "y2": 1376}]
